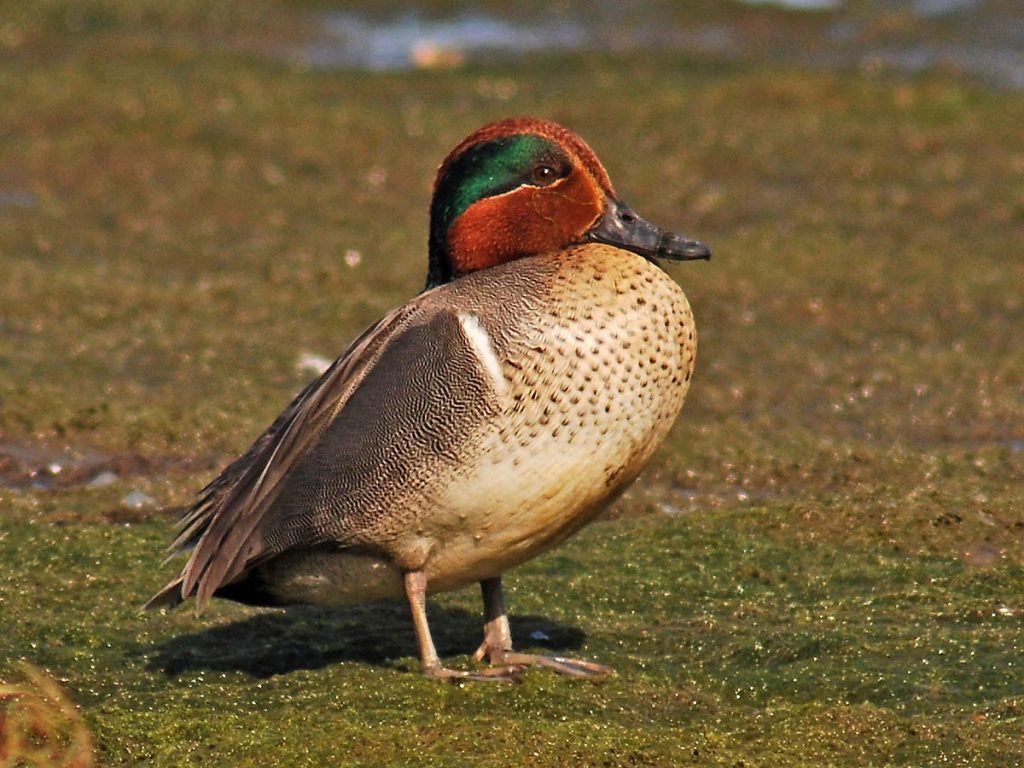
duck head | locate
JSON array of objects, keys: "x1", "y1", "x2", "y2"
[{"x1": 426, "y1": 117, "x2": 711, "y2": 289}]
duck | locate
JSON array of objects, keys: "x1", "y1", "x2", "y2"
[{"x1": 146, "y1": 117, "x2": 711, "y2": 682}]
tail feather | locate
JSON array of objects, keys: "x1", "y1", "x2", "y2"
[{"x1": 143, "y1": 577, "x2": 187, "y2": 612}]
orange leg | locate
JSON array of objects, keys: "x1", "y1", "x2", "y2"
[{"x1": 403, "y1": 570, "x2": 522, "y2": 683}]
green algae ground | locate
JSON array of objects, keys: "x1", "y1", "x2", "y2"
[{"x1": 2, "y1": 2, "x2": 1023, "y2": 766}]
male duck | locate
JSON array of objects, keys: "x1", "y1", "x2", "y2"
[{"x1": 147, "y1": 117, "x2": 711, "y2": 682}]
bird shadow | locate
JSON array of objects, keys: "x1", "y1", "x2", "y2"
[{"x1": 144, "y1": 602, "x2": 587, "y2": 678}]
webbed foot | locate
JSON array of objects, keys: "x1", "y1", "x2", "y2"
[
  {"x1": 473, "y1": 577, "x2": 614, "y2": 679},
  {"x1": 488, "y1": 651, "x2": 613, "y2": 678},
  {"x1": 422, "y1": 663, "x2": 524, "y2": 684}
]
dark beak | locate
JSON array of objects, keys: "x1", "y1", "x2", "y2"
[{"x1": 584, "y1": 198, "x2": 711, "y2": 262}]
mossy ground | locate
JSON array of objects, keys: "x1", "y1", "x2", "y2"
[{"x1": 1, "y1": 2, "x2": 1022, "y2": 766}]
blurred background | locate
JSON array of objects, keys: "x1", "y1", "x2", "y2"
[
  {"x1": 1, "y1": 1, "x2": 1022, "y2": 766},
  {"x1": 300, "y1": 0, "x2": 1024, "y2": 87}
]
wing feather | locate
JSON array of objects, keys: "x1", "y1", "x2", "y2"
[{"x1": 147, "y1": 301, "x2": 425, "y2": 612}]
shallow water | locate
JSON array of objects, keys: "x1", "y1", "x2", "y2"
[
  {"x1": 307, "y1": 11, "x2": 588, "y2": 71},
  {"x1": 298, "y1": 0, "x2": 1024, "y2": 89}
]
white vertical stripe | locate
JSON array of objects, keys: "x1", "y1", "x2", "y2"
[{"x1": 458, "y1": 313, "x2": 510, "y2": 398}]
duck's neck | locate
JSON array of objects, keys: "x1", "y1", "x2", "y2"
[
  {"x1": 425, "y1": 230, "x2": 453, "y2": 290},
  {"x1": 426, "y1": 202, "x2": 517, "y2": 289}
]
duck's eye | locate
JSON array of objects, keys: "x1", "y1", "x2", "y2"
[{"x1": 529, "y1": 164, "x2": 559, "y2": 186}]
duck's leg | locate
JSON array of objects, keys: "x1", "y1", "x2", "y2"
[
  {"x1": 472, "y1": 576, "x2": 614, "y2": 678},
  {"x1": 403, "y1": 570, "x2": 522, "y2": 683}
]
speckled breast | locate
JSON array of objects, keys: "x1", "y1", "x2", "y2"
[{"x1": 420, "y1": 243, "x2": 697, "y2": 590}]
